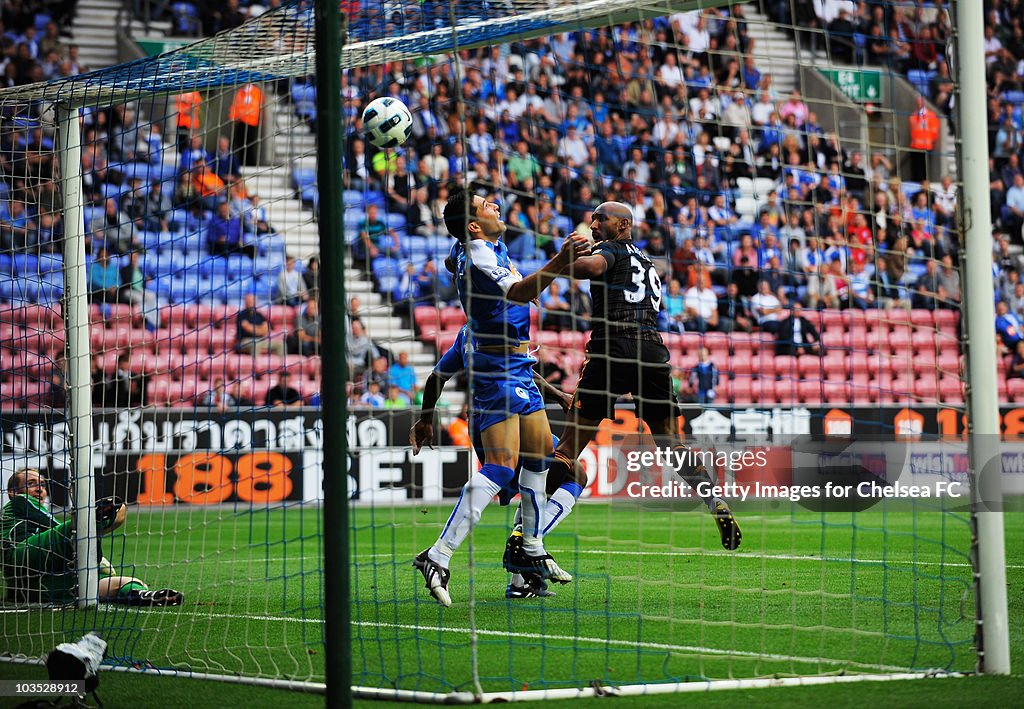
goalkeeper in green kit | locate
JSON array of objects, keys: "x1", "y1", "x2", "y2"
[{"x1": 2, "y1": 468, "x2": 183, "y2": 606}]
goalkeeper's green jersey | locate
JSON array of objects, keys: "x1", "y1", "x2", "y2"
[{"x1": 1, "y1": 495, "x2": 59, "y2": 555}]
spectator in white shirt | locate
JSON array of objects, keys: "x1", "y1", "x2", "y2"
[
  {"x1": 557, "y1": 126, "x2": 589, "y2": 168},
  {"x1": 276, "y1": 256, "x2": 308, "y2": 307},
  {"x1": 750, "y1": 279, "x2": 784, "y2": 333},
  {"x1": 683, "y1": 282, "x2": 719, "y2": 332}
]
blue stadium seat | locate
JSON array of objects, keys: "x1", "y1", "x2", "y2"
[
  {"x1": 907, "y1": 70, "x2": 936, "y2": 97},
  {"x1": 169, "y1": 276, "x2": 205, "y2": 303},
  {"x1": 200, "y1": 257, "x2": 230, "y2": 279},
  {"x1": 101, "y1": 182, "x2": 128, "y2": 202},
  {"x1": 83, "y1": 206, "x2": 105, "y2": 230},
  {"x1": 139, "y1": 230, "x2": 166, "y2": 254},
  {"x1": 151, "y1": 275, "x2": 174, "y2": 300},
  {"x1": 0, "y1": 254, "x2": 13, "y2": 275},
  {"x1": 36, "y1": 279, "x2": 63, "y2": 304},
  {"x1": 251, "y1": 279, "x2": 274, "y2": 302},
  {"x1": 363, "y1": 191, "x2": 386, "y2": 208},
  {"x1": 226, "y1": 254, "x2": 254, "y2": 281},
  {"x1": 176, "y1": 231, "x2": 206, "y2": 255},
  {"x1": 36, "y1": 255, "x2": 62, "y2": 276},
  {"x1": 291, "y1": 82, "x2": 317, "y2": 123},
  {"x1": 343, "y1": 190, "x2": 366, "y2": 208},
  {"x1": 383, "y1": 212, "x2": 406, "y2": 229},
  {"x1": 426, "y1": 235, "x2": 452, "y2": 259},
  {"x1": 218, "y1": 280, "x2": 250, "y2": 304},
  {"x1": 253, "y1": 255, "x2": 285, "y2": 276},
  {"x1": 12, "y1": 255, "x2": 39, "y2": 277},
  {"x1": 1003, "y1": 90, "x2": 1024, "y2": 105}
]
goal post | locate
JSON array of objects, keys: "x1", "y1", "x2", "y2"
[
  {"x1": 954, "y1": 0, "x2": 1010, "y2": 676},
  {"x1": 313, "y1": 1, "x2": 351, "y2": 707}
]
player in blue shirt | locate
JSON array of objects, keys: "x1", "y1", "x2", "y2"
[
  {"x1": 411, "y1": 325, "x2": 586, "y2": 599},
  {"x1": 412, "y1": 188, "x2": 588, "y2": 607}
]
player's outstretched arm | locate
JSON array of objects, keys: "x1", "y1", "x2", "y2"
[
  {"x1": 506, "y1": 234, "x2": 591, "y2": 304},
  {"x1": 533, "y1": 372, "x2": 573, "y2": 412},
  {"x1": 411, "y1": 372, "x2": 446, "y2": 454}
]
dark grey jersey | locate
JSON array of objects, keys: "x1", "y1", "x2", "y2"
[{"x1": 589, "y1": 238, "x2": 663, "y2": 343}]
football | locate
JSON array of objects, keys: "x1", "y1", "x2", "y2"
[{"x1": 362, "y1": 96, "x2": 413, "y2": 149}]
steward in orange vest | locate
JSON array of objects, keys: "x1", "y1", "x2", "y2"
[
  {"x1": 229, "y1": 83, "x2": 264, "y2": 166},
  {"x1": 174, "y1": 91, "x2": 202, "y2": 152},
  {"x1": 908, "y1": 96, "x2": 940, "y2": 180}
]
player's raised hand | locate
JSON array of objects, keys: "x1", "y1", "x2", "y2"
[
  {"x1": 560, "y1": 232, "x2": 591, "y2": 264},
  {"x1": 557, "y1": 390, "x2": 574, "y2": 413},
  {"x1": 410, "y1": 418, "x2": 434, "y2": 455}
]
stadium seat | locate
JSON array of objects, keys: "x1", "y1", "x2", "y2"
[
  {"x1": 729, "y1": 351, "x2": 754, "y2": 377},
  {"x1": 822, "y1": 380, "x2": 851, "y2": 403},
  {"x1": 773, "y1": 355, "x2": 798, "y2": 377},
  {"x1": 729, "y1": 377, "x2": 753, "y2": 404},
  {"x1": 912, "y1": 349, "x2": 938, "y2": 374},
  {"x1": 751, "y1": 377, "x2": 777, "y2": 404}
]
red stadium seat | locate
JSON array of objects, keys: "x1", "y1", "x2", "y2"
[
  {"x1": 912, "y1": 349, "x2": 938, "y2": 375},
  {"x1": 751, "y1": 377, "x2": 777, "y2": 404},
  {"x1": 435, "y1": 330, "x2": 458, "y2": 353},
  {"x1": 886, "y1": 309, "x2": 913, "y2": 328},
  {"x1": 559, "y1": 330, "x2": 587, "y2": 351},
  {"x1": 939, "y1": 376, "x2": 964, "y2": 404},
  {"x1": 910, "y1": 309, "x2": 934, "y2": 328},
  {"x1": 267, "y1": 305, "x2": 297, "y2": 333},
  {"x1": 415, "y1": 306, "x2": 441, "y2": 340},
  {"x1": 208, "y1": 328, "x2": 235, "y2": 353},
  {"x1": 849, "y1": 351, "x2": 869, "y2": 374},
  {"x1": 21, "y1": 305, "x2": 61, "y2": 331},
  {"x1": 914, "y1": 375, "x2": 940, "y2": 401},
  {"x1": 934, "y1": 309, "x2": 959, "y2": 332},
  {"x1": 810, "y1": 351, "x2": 845, "y2": 376},
  {"x1": 797, "y1": 380, "x2": 823, "y2": 405},
  {"x1": 536, "y1": 331, "x2": 560, "y2": 348},
  {"x1": 161, "y1": 304, "x2": 192, "y2": 329},
  {"x1": 729, "y1": 377, "x2": 753, "y2": 404},
  {"x1": 865, "y1": 329, "x2": 888, "y2": 353},
  {"x1": 440, "y1": 306, "x2": 466, "y2": 329},
  {"x1": 1007, "y1": 378, "x2": 1024, "y2": 402},
  {"x1": 823, "y1": 380, "x2": 852, "y2": 403},
  {"x1": 701, "y1": 331, "x2": 730, "y2": 356},
  {"x1": 849, "y1": 371, "x2": 872, "y2": 402},
  {"x1": 773, "y1": 355, "x2": 798, "y2": 377},
  {"x1": 729, "y1": 333, "x2": 758, "y2": 356},
  {"x1": 937, "y1": 351, "x2": 961, "y2": 377},
  {"x1": 890, "y1": 375, "x2": 915, "y2": 399},
  {"x1": 661, "y1": 332, "x2": 685, "y2": 354},
  {"x1": 863, "y1": 309, "x2": 888, "y2": 333},
  {"x1": 148, "y1": 350, "x2": 186, "y2": 379},
  {"x1": 821, "y1": 309, "x2": 846, "y2": 332},
  {"x1": 911, "y1": 329, "x2": 937, "y2": 351},
  {"x1": 678, "y1": 333, "x2": 703, "y2": 355},
  {"x1": 197, "y1": 353, "x2": 239, "y2": 381},
  {"x1": 730, "y1": 352, "x2": 754, "y2": 377},
  {"x1": 304, "y1": 355, "x2": 322, "y2": 379},
  {"x1": 888, "y1": 352, "x2": 915, "y2": 378}
]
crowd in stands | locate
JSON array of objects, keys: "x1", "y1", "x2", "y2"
[{"x1": 5, "y1": 2, "x2": 1024, "y2": 410}]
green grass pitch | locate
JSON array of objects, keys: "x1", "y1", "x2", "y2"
[{"x1": 2, "y1": 500, "x2": 1022, "y2": 706}]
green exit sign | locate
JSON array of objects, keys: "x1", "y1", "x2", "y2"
[
  {"x1": 136, "y1": 38, "x2": 193, "y2": 57},
  {"x1": 820, "y1": 68, "x2": 882, "y2": 103}
]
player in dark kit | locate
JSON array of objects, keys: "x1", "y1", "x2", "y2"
[{"x1": 524, "y1": 201, "x2": 741, "y2": 550}]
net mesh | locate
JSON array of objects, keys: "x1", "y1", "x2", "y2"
[{"x1": 0, "y1": 0, "x2": 997, "y2": 699}]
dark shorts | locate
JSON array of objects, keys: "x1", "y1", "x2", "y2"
[{"x1": 572, "y1": 338, "x2": 673, "y2": 423}]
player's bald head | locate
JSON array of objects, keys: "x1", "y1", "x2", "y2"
[
  {"x1": 590, "y1": 201, "x2": 633, "y2": 241},
  {"x1": 594, "y1": 201, "x2": 632, "y2": 222}
]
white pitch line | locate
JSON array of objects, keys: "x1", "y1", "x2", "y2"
[
  {"x1": 170, "y1": 550, "x2": 1024, "y2": 571},
  {"x1": 107, "y1": 608, "x2": 907, "y2": 674}
]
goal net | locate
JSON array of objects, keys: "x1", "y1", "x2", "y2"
[{"x1": 0, "y1": 0, "x2": 1009, "y2": 701}]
